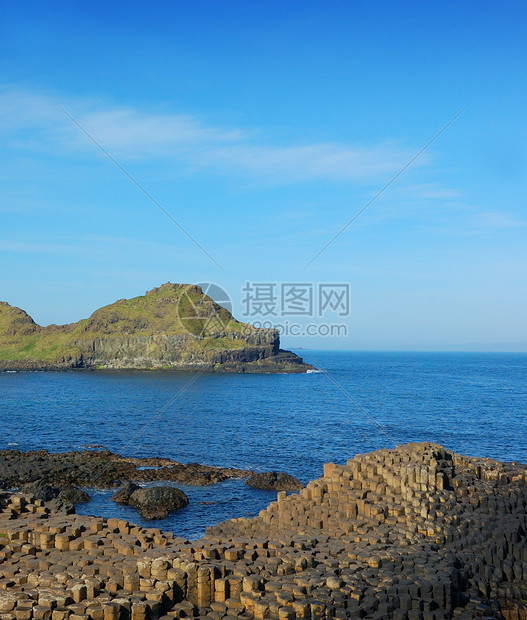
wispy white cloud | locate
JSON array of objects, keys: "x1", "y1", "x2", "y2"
[
  {"x1": 0, "y1": 233, "x2": 190, "y2": 257},
  {"x1": 196, "y1": 142, "x2": 411, "y2": 182},
  {"x1": 76, "y1": 108, "x2": 243, "y2": 153},
  {"x1": 391, "y1": 182, "x2": 462, "y2": 200},
  {"x1": 0, "y1": 85, "x2": 425, "y2": 184},
  {"x1": 470, "y1": 211, "x2": 525, "y2": 230}
]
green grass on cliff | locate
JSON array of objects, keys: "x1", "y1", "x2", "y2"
[
  {"x1": 0, "y1": 283, "x2": 261, "y2": 365},
  {"x1": 0, "y1": 303, "x2": 81, "y2": 362}
]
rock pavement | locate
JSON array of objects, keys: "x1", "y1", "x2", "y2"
[{"x1": 0, "y1": 442, "x2": 526, "y2": 619}]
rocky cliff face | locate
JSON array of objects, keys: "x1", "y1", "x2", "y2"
[{"x1": 0, "y1": 283, "x2": 312, "y2": 373}]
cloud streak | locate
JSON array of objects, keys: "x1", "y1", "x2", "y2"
[{"x1": 0, "y1": 85, "x2": 424, "y2": 184}]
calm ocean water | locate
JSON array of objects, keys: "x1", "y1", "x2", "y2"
[{"x1": 1, "y1": 351, "x2": 526, "y2": 539}]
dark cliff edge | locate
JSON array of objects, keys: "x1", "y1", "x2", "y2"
[{"x1": 0, "y1": 283, "x2": 314, "y2": 373}]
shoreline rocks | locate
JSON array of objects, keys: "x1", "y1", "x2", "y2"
[
  {"x1": 0, "y1": 449, "x2": 305, "y2": 521},
  {"x1": 112, "y1": 483, "x2": 189, "y2": 520},
  {"x1": 245, "y1": 471, "x2": 304, "y2": 492},
  {"x1": 127, "y1": 486, "x2": 189, "y2": 520},
  {"x1": 111, "y1": 481, "x2": 140, "y2": 505},
  {"x1": 18, "y1": 480, "x2": 90, "y2": 514},
  {"x1": 0, "y1": 442, "x2": 526, "y2": 618},
  {"x1": 0, "y1": 448, "x2": 250, "y2": 489}
]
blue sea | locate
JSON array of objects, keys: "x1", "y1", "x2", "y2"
[{"x1": 1, "y1": 351, "x2": 526, "y2": 539}]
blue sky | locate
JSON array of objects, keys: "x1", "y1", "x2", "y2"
[{"x1": 1, "y1": 1, "x2": 526, "y2": 350}]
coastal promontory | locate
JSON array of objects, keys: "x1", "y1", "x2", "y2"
[{"x1": 0, "y1": 283, "x2": 311, "y2": 372}]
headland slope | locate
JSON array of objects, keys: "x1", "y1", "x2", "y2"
[{"x1": 0, "y1": 283, "x2": 311, "y2": 372}]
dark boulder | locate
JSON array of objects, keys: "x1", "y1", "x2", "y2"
[
  {"x1": 55, "y1": 484, "x2": 91, "y2": 504},
  {"x1": 19, "y1": 480, "x2": 91, "y2": 504},
  {"x1": 18, "y1": 480, "x2": 90, "y2": 513},
  {"x1": 245, "y1": 471, "x2": 304, "y2": 491},
  {"x1": 128, "y1": 486, "x2": 189, "y2": 520},
  {"x1": 19, "y1": 480, "x2": 57, "y2": 502},
  {"x1": 111, "y1": 481, "x2": 140, "y2": 505}
]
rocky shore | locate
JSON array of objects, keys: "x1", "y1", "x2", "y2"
[
  {"x1": 0, "y1": 443, "x2": 526, "y2": 619},
  {"x1": 0, "y1": 449, "x2": 255, "y2": 490},
  {"x1": 0, "y1": 449, "x2": 304, "y2": 520}
]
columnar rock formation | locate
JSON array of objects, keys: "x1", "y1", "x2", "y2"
[{"x1": 0, "y1": 443, "x2": 526, "y2": 619}]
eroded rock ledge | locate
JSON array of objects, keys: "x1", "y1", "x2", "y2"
[
  {"x1": 0, "y1": 449, "x2": 253, "y2": 489},
  {"x1": 0, "y1": 443, "x2": 526, "y2": 619},
  {"x1": 0, "y1": 449, "x2": 304, "y2": 520}
]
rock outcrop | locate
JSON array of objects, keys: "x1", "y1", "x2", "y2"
[
  {"x1": 0, "y1": 443, "x2": 526, "y2": 618},
  {"x1": 0, "y1": 449, "x2": 305, "y2": 511},
  {"x1": 18, "y1": 480, "x2": 90, "y2": 514},
  {"x1": 0, "y1": 449, "x2": 251, "y2": 488},
  {"x1": 127, "y1": 486, "x2": 189, "y2": 520},
  {"x1": 111, "y1": 481, "x2": 141, "y2": 505},
  {"x1": 111, "y1": 483, "x2": 189, "y2": 520},
  {"x1": 0, "y1": 283, "x2": 312, "y2": 372},
  {"x1": 245, "y1": 471, "x2": 304, "y2": 492}
]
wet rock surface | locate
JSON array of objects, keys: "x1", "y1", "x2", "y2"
[
  {"x1": 18, "y1": 481, "x2": 90, "y2": 514},
  {"x1": 0, "y1": 442, "x2": 526, "y2": 619},
  {"x1": 245, "y1": 471, "x2": 304, "y2": 491},
  {"x1": 0, "y1": 449, "x2": 304, "y2": 522},
  {"x1": 0, "y1": 448, "x2": 255, "y2": 490},
  {"x1": 111, "y1": 482, "x2": 140, "y2": 505},
  {"x1": 112, "y1": 483, "x2": 189, "y2": 519},
  {"x1": 127, "y1": 486, "x2": 189, "y2": 520}
]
